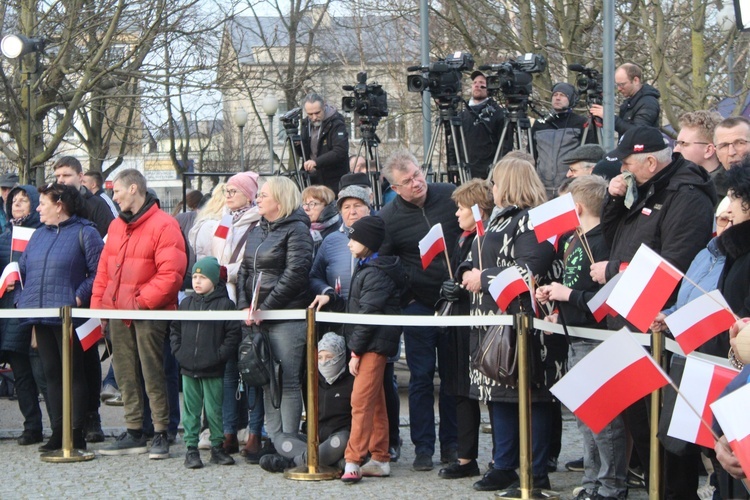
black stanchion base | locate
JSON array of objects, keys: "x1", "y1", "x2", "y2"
[
  {"x1": 284, "y1": 464, "x2": 339, "y2": 481},
  {"x1": 40, "y1": 448, "x2": 96, "y2": 463},
  {"x1": 495, "y1": 488, "x2": 560, "y2": 499}
]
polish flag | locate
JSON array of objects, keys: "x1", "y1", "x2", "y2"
[
  {"x1": 606, "y1": 244, "x2": 684, "y2": 332},
  {"x1": 0, "y1": 262, "x2": 21, "y2": 299},
  {"x1": 664, "y1": 290, "x2": 737, "y2": 355},
  {"x1": 711, "y1": 383, "x2": 750, "y2": 479},
  {"x1": 667, "y1": 356, "x2": 738, "y2": 448},
  {"x1": 11, "y1": 226, "x2": 35, "y2": 253},
  {"x1": 488, "y1": 266, "x2": 528, "y2": 312},
  {"x1": 528, "y1": 193, "x2": 580, "y2": 244},
  {"x1": 587, "y1": 272, "x2": 623, "y2": 322},
  {"x1": 75, "y1": 318, "x2": 104, "y2": 352},
  {"x1": 214, "y1": 213, "x2": 232, "y2": 239},
  {"x1": 418, "y1": 223, "x2": 446, "y2": 270},
  {"x1": 550, "y1": 328, "x2": 670, "y2": 433},
  {"x1": 471, "y1": 205, "x2": 485, "y2": 236}
]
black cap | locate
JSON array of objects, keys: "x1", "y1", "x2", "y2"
[
  {"x1": 339, "y1": 172, "x2": 371, "y2": 190},
  {"x1": 348, "y1": 216, "x2": 385, "y2": 253},
  {"x1": 0, "y1": 173, "x2": 19, "y2": 188},
  {"x1": 470, "y1": 70, "x2": 487, "y2": 81},
  {"x1": 605, "y1": 126, "x2": 667, "y2": 162},
  {"x1": 560, "y1": 144, "x2": 605, "y2": 165}
]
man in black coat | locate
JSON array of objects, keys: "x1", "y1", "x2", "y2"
[
  {"x1": 589, "y1": 63, "x2": 660, "y2": 135},
  {"x1": 297, "y1": 93, "x2": 349, "y2": 194}
]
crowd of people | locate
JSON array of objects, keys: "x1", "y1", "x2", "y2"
[{"x1": 0, "y1": 64, "x2": 749, "y2": 499}]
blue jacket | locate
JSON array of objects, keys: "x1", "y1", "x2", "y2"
[
  {"x1": 16, "y1": 215, "x2": 103, "y2": 326},
  {"x1": 309, "y1": 224, "x2": 355, "y2": 300}
]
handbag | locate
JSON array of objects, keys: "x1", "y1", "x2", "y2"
[
  {"x1": 237, "y1": 325, "x2": 283, "y2": 409},
  {"x1": 472, "y1": 321, "x2": 544, "y2": 388}
]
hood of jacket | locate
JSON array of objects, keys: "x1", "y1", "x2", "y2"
[
  {"x1": 6, "y1": 185, "x2": 40, "y2": 227},
  {"x1": 636, "y1": 83, "x2": 661, "y2": 100},
  {"x1": 363, "y1": 254, "x2": 404, "y2": 289}
]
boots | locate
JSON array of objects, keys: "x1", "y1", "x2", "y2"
[
  {"x1": 38, "y1": 428, "x2": 62, "y2": 452},
  {"x1": 222, "y1": 433, "x2": 239, "y2": 454},
  {"x1": 73, "y1": 428, "x2": 87, "y2": 450},
  {"x1": 84, "y1": 411, "x2": 105, "y2": 443},
  {"x1": 240, "y1": 433, "x2": 260, "y2": 458}
]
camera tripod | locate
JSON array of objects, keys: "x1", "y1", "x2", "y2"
[
  {"x1": 581, "y1": 113, "x2": 603, "y2": 146},
  {"x1": 279, "y1": 126, "x2": 310, "y2": 191},
  {"x1": 493, "y1": 100, "x2": 535, "y2": 164},
  {"x1": 423, "y1": 101, "x2": 471, "y2": 185},
  {"x1": 355, "y1": 120, "x2": 385, "y2": 209}
]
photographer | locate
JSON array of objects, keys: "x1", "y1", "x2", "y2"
[
  {"x1": 532, "y1": 82, "x2": 596, "y2": 198},
  {"x1": 589, "y1": 63, "x2": 660, "y2": 135},
  {"x1": 296, "y1": 93, "x2": 350, "y2": 194},
  {"x1": 459, "y1": 71, "x2": 510, "y2": 179}
]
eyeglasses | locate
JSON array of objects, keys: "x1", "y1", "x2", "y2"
[
  {"x1": 568, "y1": 165, "x2": 593, "y2": 173},
  {"x1": 674, "y1": 140, "x2": 709, "y2": 148},
  {"x1": 716, "y1": 139, "x2": 750, "y2": 151},
  {"x1": 615, "y1": 81, "x2": 630, "y2": 88},
  {"x1": 302, "y1": 201, "x2": 322, "y2": 210},
  {"x1": 223, "y1": 188, "x2": 239, "y2": 197},
  {"x1": 716, "y1": 215, "x2": 731, "y2": 228},
  {"x1": 392, "y1": 170, "x2": 424, "y2": 188}
]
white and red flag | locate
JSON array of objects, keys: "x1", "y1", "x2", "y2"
[
  {"x1": 587, "y1": 272, "x2": 623, "y2": 322},
  {"x1": 11, "y1": 226, "x2": 35, "y2": 253},
  {"x1": 710, "y1": 382, "x2": 750, "y2": 479},
  {"x1": 606, "y1": 244, "x2": 684, "y2": 332},
  {"x1": 75, "y1": 318, "x2": 104, "y2": 352},
  {"x1": 550, "y1": 328, "x2": 670, "y2": 433},
  {"x1": 528, "y1": 193, "x2": 580, "y2": 244},
  {"x1": 0, "y1": 262, "x2": 21, "y2": 299},
  {"x1": 664, "y1": 290, "x2": 737, "y2": 355},
  {"x1": 667, "y1": 356, "x2": 738, "y2": 448},
  {"x1": 488, "y1": 266, "x2": 528, "y2": 312},
  {"x1": 471, "y1": 204, "x2": 485, "y2": 236},
  {"x1": 214, "y1": 213, "x2": 232, "y2": 239},
  {"x1": 418, "y1": 223, "x2": 446, "y2": 270}
]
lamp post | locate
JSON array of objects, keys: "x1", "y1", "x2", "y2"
[
  {"x1": 262, "y1": 95, "x2": 279, "y2": 175},
  {"x1": 1, "y1": 34, "x2": 45, "y2": 185},
  {"x1": 234, "y1": 108, "x2": 248, "y2": 171},
  {"x1": 719, "y1": 6, "x2": 737, "y2": 96}
]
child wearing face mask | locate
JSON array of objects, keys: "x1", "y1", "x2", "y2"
[{"x1": 258, "y1": 332, "x2": 353, "y2": 473}]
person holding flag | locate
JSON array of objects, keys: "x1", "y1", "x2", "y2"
[
  {"x1": 16, "y1": 184, "x2": 103, "y2": 452},
  {"x1": 457, "y1": 156, "x2": 559, "y2": 492}
]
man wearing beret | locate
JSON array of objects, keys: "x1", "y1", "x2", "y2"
[{"x1": 561, "y1": 144, "x2": 605, "y2": 178}]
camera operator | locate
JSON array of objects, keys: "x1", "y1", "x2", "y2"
[
  {"x1": 532, "y1": 83, "x2": 596, "y2": 198},
  {"x1": 459, "y1": 71, "x2": 510, "y2": 180},
  {"x1": 589, "y1": 63, "x2": 660, "y2": 135},
  {"x1": 296, "y1": 93, "x2": 350, "y2": 194}
]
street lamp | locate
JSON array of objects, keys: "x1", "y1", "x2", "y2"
[
  {"x1": 719, "y1": 6, "x2": 737, "y2": 96},
  {"x1": 262, "y1": 95, "x2": 279, "y2": 175},
  {"x1": 1, "y1": 34, "x2": 45, "y2": 185},
  {"x1": 234, "y1": 108, "x2": 248, "y2": 171}
]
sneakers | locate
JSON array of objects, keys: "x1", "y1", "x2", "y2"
[
  {"x1": 389, "y1": 437, "x2": 402, "y2": 462},
  {"x1": 361, "y1": 459, "x2": 390, "y2": 477},
  {"x1": 341, "y1": 463, "x2": 362, "y2": 484},
  {"x1": 104, "y1": 394, "x2": 123, "y2": 407},
  {"x1": 100, "y1": 384, "x2": 120, "y2": 402},
  {"x1": 84, "y1": 412, "x2": 105, "y2": 443},
  {"x1": 198, "y1": 429, "x2": 211, "y2": 450},
  {"x1": 237, "y1": 428, "x2": 249, "y2": 445},
  {"x1": 412, "y1": 453, "x2": 434, "y2": 471},
  {"x1": 627, "y1": 466, "x2": 646, "y2": 489},
  {"x1": 99, "y1": 431, "x2": 148, "y2": 456},
  {"x1": 149, "y1": 432, "x2": 170, "y2": 459},
  {"x1": 210, "y1": 445, "x2": 235, "y2": 466},
  {"x1": 439, "y1": 459, "x2": 481, "y2": 479},
  {"x1": 574, "y1": 489, "x2": 619, "y2": 500},
  {"x1": 17, "y1": 431, "x2": 43, "y2": 446},
  {"x1": 566, "y1": 457, "x2": 585, "y2": 472},
  {"x1": 259, "y1": 453, "x2": 292, "y2": 473},
  {"x1": 473, "y1": 468, "x2": 520, "y2": 491},
  {"x1": 184, "y1": 447, "x2": 203, "y2": 469}
]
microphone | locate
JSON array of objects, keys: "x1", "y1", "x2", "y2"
[
  {"x1": 568, "y1": 63, "x2": 586, "y2": 72},
  {"x1": 342, "y1": 85, "x2": 355, "y2": 91},
  {"x1": 478, "y1": 65, "x2": 492, "y2": 71},
  {"x1": 407, "y1": 65, "x2": 422, "y2": 72}
]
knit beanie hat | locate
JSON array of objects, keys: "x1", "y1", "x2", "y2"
[
  {"x1": 551, "y1": 82, "x2": 577, "y2": 108},
  {"x1": 348, "y1": 216, "x2": 385, "y2": 253},
  {"x1": 227, "y1": 171, "x2": 259, "y2": 202},
  {"x1": 193, "y1": 256, "x2": 221, "y2": 285}
]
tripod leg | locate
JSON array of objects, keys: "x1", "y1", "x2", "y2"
[{"x1": 495, "y1": 122, "x2": 511, "y2": 164}]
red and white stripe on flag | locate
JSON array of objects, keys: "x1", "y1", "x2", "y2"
[
  {"x1": 587, "y1": 272, "x2": 623, "y2": 322},
  {"x1": 11, "y1": 226, "x2": 35, "y2": 253},
  {"x1": 418, "y1": 223, "x2": 446, "y2": 270},
  {"x1": 711, "y1": 382, "x2": 750, "y2": 479},
  {"x1": 214, "y1": 213, "x2": 232, "y2": 239},
  {"x1": 664, "y1": 290, "x2": 736, "y2": 355},
  {"x1": 667, "y1": 356, "x2": 738, "y2": 448},
  {"x1": 528, "y1": 192, "x2": 580, "y2": 244},
  {"x1": 0, "y1": 262, "x2": 20, "y2": 299},
  {"x1": 471, "y1": 205, "x2": 485, "y2": 236},
  {"x1": 75, "y1": 318, "x2": 104, "y2": 352},
  {"x1": 488, "y1": 266, "x2": 528, "y2": 312},
  {"x1": 550, "y1": 328, "x2": 670, "y2": 434},
  {"x1": 606, "y1": 244, "x2": 684, "y2": 332}
]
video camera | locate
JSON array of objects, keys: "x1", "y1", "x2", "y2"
[
  {"x1": 568, "y1": 64, "x2": 603, "y2": 106},
  {"x1": 342, "y1": 72, "x2": 389, "y2": 124},
  {"x1": 479, "y1": 53, "x2": 546, "y2": 104},
  {"x1": 407, "y1": 52, "x2": 474, "y2": 104},
  {"x1": 280, "y1": 107, "x2": 302, "y2": 135}
]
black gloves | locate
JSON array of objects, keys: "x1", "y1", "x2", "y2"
[{"x1": 440, "y1": 280, "x2": 462, "y2": 302}]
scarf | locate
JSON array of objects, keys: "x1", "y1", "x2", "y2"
[{"x1": 230, "y1": 205, "x2": 252, "y2": 224}]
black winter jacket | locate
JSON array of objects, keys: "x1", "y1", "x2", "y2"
[
  {"x1": 81, "y1": 186, "x2": 114, "y2": 238},
  {"x1": 237, "y1": 207, "x2": 314, "y2": 311},
  {"x1": 345, "y1": 255, "x2": 404, "y2": 357},
  {"x1": 601, "y1": 155, "x2": 716, "y2": 329},
  {"x1": 298, "y1": 105, "x2": 350, "y2": 193},
  {"x1": 318, "y1": 370, "x2": 353, "y2": 441},
  {"x1": 717, "y1": 219, "x2": 750, "y2": 321},
  {"x1": 379, "y1": 183, "x2": 461, "y2": 309},
  {"x1": 170, "y1": 282, "x2": 241, "y2": 378},
  {"x1": 459, "y1": 98, "x2": 510, "y2": 179},
  {"x1": 615, "y1": 83, "x2": 661, "y2": 134}
]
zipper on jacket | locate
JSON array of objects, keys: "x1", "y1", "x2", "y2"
[{"x1": 37, "y1": 226, "x2": 61, "y2": 308}]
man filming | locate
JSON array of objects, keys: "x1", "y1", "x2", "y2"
[{"x1": 589, "y1": 63, "x2": 660, "y2": 134}]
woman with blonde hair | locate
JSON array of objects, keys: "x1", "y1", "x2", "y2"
[
  {"x1": 189, "y1": 182, "x2": 227, "y2": 261},
  {"x1": 458, "y1": 157, "x2": 560, "y2": 492}
]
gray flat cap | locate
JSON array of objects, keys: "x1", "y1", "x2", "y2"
[{"x1": 560, "y1": 144, "x2": 605, "y2": 165}]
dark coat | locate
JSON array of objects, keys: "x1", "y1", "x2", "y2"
[
  {"x1": 298, "y1": 106, "x2": 349, "y2": 193},
  {"x1": 310, "y1": 202, "x2": 341, "y2": 258},
  {"x1": 318, "y1": 370, "x2": 354, "y2": 442},
  {"x1": 379, "y1": 183, "x2": 461, "y2": 309},
  {"x1": 81, "y1": 186, "x2": 114, "y2": 238},
  {"x1": 237, "y1": 207, "x2": 314, "y2": 310},
  {"x1": 717, "y1": 219, "x2": 750, "y2": 322},
  {"x1": 459, "y1": 98, "x2": 510, "y2": 179},
  {"x1": 17, "y1": 215, "x2": 103, "y2": 327},
  {"x1": 345, "y1": 255, "x2": 403, "y2": 358},
  {"x1": 601, "y1": 155, "x2": 716, "y2": 330},
  {"x1": 615, "y1": 83, "x2": 661, "y2": 134},
  {"x1": 169, "y1": 281, "x2": 241, "y2": 378}
]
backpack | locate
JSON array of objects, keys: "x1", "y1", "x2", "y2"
[{"x1": 237, "y1": 325, "x2": 282, "y2": 408}]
